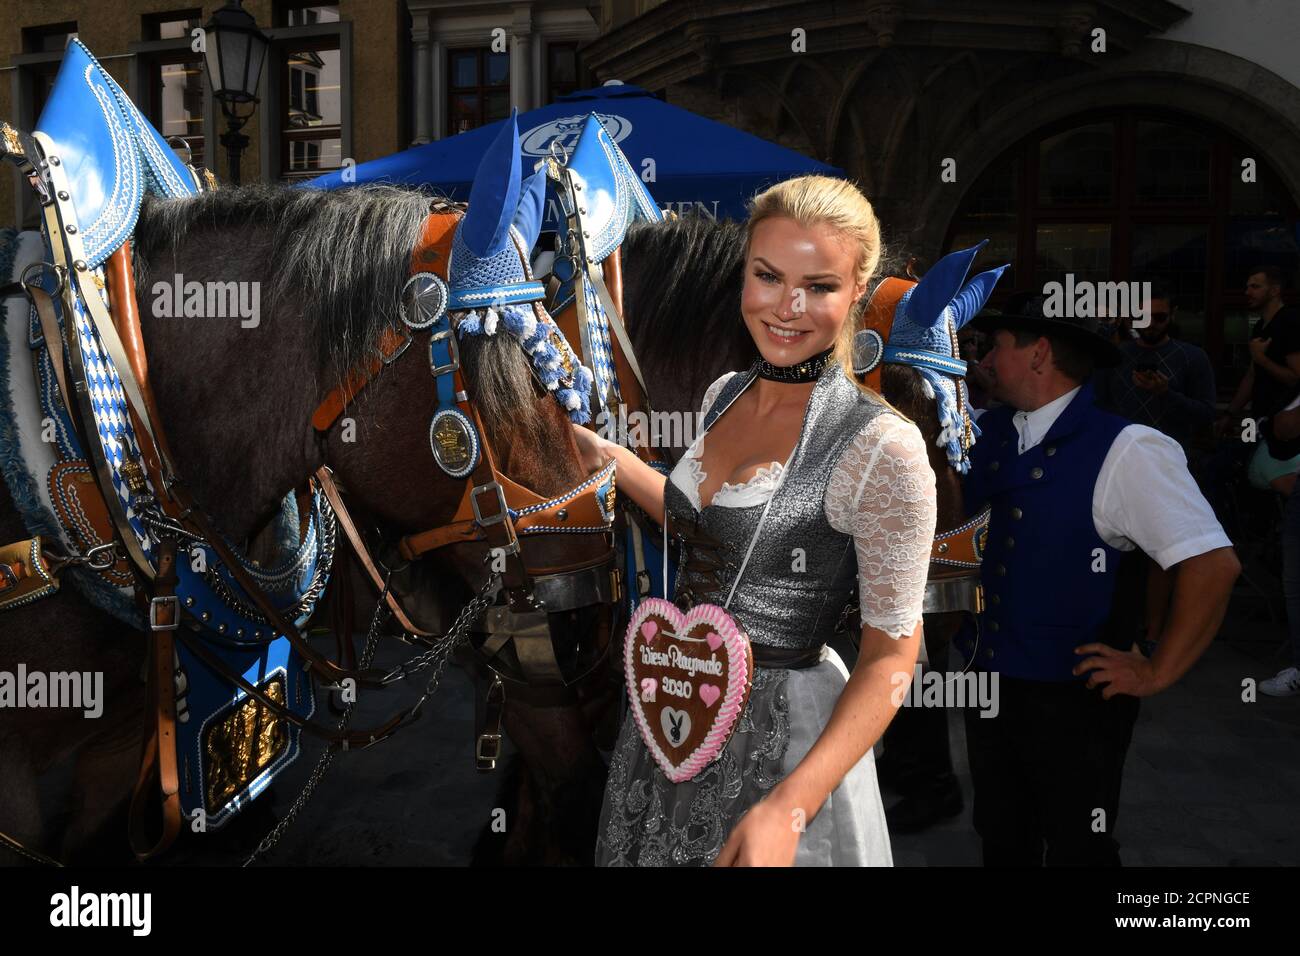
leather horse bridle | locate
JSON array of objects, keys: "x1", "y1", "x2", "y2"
[{"x1": 310, "y1": 203, "x2": 625, "y2": 766}]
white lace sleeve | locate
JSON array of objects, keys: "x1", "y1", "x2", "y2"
[{"x1": 825, "y1": 412, "x2": 937, "y2": 639}]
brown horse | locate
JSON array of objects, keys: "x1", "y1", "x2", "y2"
[{"x1": 0, "y1": 182, "x2": 613, "y2": 863}]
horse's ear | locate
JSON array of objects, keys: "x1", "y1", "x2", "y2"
[
  {"x1": 951, "y1": 264, "x2": 1010, "y2": 330},
  {"x1": 907, "y1": 240, "x2": 987, "y2": 328},
  {"x1": 512, "y1": 167, "x2": 547, "y2": 251},
  {"x1": 460, "y1": 109, "x2": 522, "y2": 258}
]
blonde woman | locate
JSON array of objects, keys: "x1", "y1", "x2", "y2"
[{"x1": 574, "y1": 176, "x2": 936, "y2": 866}]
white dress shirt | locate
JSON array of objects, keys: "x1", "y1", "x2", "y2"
[{"x1": 975, "y1": 387, "x2": 1232, "y2": 569}]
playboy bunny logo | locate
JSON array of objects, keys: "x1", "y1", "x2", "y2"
[{"x1": 661, "y1": 707, "x2": 691, "y2": 747}]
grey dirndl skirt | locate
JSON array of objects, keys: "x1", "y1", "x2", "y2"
[{"x1": 595, "y1": 646, "x2": 892, "y2": 866}]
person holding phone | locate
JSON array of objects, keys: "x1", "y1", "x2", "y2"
[{"x1": 1094, "y1": 284, "x2": 1217, "y2": 459}]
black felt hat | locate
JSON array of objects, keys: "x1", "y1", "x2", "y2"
[{"x1": 973, "y1": 290, "x2": 1122, "y2": 367}]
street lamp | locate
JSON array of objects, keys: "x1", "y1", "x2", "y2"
[{"x1": 200, "y1": 0, "x2": 269, "y2": 185}]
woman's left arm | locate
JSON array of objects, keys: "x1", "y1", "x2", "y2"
[{"x1": 714, "y1": 414, "x2": 937, "y2": 866}]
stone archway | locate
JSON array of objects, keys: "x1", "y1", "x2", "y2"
[{"x1": 914, "y1": 41, "x2": 1300, "y2": 257}]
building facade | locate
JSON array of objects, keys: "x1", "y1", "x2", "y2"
[
  {"x1": 406, "y1": 1, "x2": 600, "y2": 143},
  {"x1": 582, "y1": 0, "x2": 1300, "y2": 389},
  {"x1": 0, "y1": 0, "x2": 600, "y2": 230},
  {"x1": 5, "y1": 0, "x2": 1300, "y2": 387},
  {"x1": 1, "y1": 1, "x2": 415, "y2": 226}
]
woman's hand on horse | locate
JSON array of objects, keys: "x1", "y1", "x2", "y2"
[
  {"x1": 713, "y1": 792, "x2": 803, "y2": 867},
  {"x1": 571, "y1": 422, "x2": 610, "y2": 474}
]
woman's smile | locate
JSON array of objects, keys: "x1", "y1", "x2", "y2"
[{"x1": 762, "y1": 321, "x2": 811, "y2": 344}]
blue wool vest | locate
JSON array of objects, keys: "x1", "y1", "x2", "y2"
[{"x1": 955, "y1": 385, "x2": 1130, "y2": 681}]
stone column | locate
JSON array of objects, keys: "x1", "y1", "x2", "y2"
[
  {"x1": 431, "y1": 38, "x2": 446, "y2": 140},
  {"x1": 531, "y1": 30, "x2": 543, "y2": 107},
  {"x1": 411, "y1": 13, "x2": 433, "y2": 145},
  {"x1": 511, "y1": 6, "x2": 534, "y2": 111}
]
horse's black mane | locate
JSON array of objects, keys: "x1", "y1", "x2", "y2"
[
  {"x1": 621, "y1": 216, "x2": 756, "y2": 380},
  {"x1": 131, "y1": 182, "x2": 434, "y2": 386},
  {"x1": 129, "y1": 182, "x2": 540, "y2": 428}
]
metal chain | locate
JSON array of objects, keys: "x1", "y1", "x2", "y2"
[
  {"x1": 241, "y1": 570, "x2": 501, "y2": 866},
  {"x1": 199, "y1": 498, "x2": 339, "y2": 626},
  {"x1": 137, "y1": 507, "x2": 206, "y2": 547},
  {"x1": 136, "y1": 494, "x2": 340, "y2": 627},
  {"x1": 240, "y1": 595, "x2": 385, "y2": 867},
  {"x1": 378, "y1": 575, "x2": 499, "y2": 686}
]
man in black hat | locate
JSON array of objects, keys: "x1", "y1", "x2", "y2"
[{"x1": 954, "y1": 289, "x2": 1240, "y2": 866}]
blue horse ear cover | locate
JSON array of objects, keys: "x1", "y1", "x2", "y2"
[
  {"x1": 512, "y1": 167, "x2": 548, "y2": 251},
  {"x1": 905, "y1": 239, "x2": 987, "y2": 330},
  {"x1": 950, "y1": 264, "x2": 1009, "y2": 329},
  {"x1": 445, "y1": 108, "x2": 597, "y2": 425},
  {"x1": 460, "y1": 109, "x2": 521, "y2": 258},
  {"x1": 884, "y1": 241, "x2": 1009, "y2": 475}
]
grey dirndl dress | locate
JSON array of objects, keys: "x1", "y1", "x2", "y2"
[{"x1": 595, "y1": 362, "x2": 937, "y2": 866}]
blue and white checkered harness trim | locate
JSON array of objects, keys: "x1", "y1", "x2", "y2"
[
  {"x1": 69, "y1": 275, "x2": 158, "y2": 561},
  {"x1": 580, "y1": 268, "x2": 619, "y2": 411},
  {"x1": 509, "y1": 456, "x2": 616, "y2": 531}
]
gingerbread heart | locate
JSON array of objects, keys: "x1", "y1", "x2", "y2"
[{"x1": 624, "y1": 598, "x2": 753, "y2": 783}]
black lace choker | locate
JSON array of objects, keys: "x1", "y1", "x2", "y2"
[{"x1": 756, "y1": 346, "x2": 835, "y2": 383}]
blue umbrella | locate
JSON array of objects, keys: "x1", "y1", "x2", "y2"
[{"x1": 303, "y1": 83, "x2": 842, "y2": 225}]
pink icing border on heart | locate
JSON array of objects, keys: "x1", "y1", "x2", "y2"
[{"x1": 623, "y1": 597, "x2": 750, "y2": 784}]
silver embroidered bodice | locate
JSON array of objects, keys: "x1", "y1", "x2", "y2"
[{"x1": 663, "y1": 360, "x2": 890, "y2": 649}]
